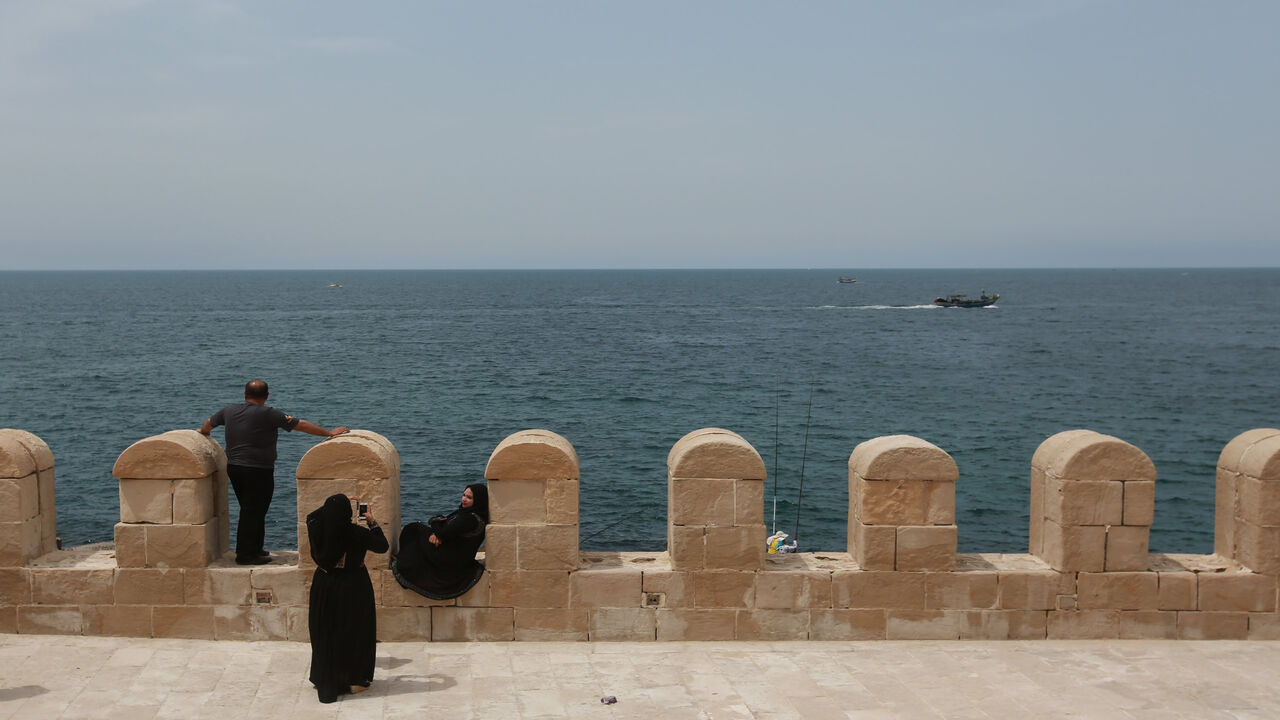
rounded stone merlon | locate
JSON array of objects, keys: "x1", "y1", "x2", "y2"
[
  {"x1": 1035, "y1": 430, "x2": 1155, "y2": 483},
  {"x1": 485, "y1": 430, "x2": 579, "y2": 481},
  {"x1": 0, "y1": 429, "x2": 54, "y2": 472},
  {"x1": 848, "y1": 435, "x2": 958, "y2": 482},
  {"x1": 0, "y1": 431, "x2": 38, "y2": 478},
  {"x1": 112, "y1": 430, "x2": 226, "y2": 480},
  {"x1": 1237, "y1": 433, "x2": 1280, "y2": 483},
  {"x1": 668, "y1": 428, "x2": 765, "y2": 481},
  {"x1": 1219, "y1": 429, "x2": 1280, "y2": 475},
  {"x1": 297, "y1": 431, "x2": 398, "y2": 480}
]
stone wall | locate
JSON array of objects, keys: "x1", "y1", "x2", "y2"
[{"x1": 2, "y1": 424, "x2": 1280, "y2": 641}]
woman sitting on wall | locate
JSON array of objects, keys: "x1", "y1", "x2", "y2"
[
  {"x1": 307, "y1": 494, "x2": 389, "y2": 704},
  {"x1": 391, "y1": 483, "x2": 489, "y2": 600}
]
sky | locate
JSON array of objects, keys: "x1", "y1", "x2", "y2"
[{"x1": 1, "y1": 1, "x2": 1277, "y2": 270}]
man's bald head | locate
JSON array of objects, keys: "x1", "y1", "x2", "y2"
[{"x1": 244, "y1": 379, "x2": 269, "y2": 400}]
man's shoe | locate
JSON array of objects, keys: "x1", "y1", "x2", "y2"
[
  {"x1": 236, "y1": 555, "x2": 270, "y2": 565},
  {"x1": 257, "y1": 550, "x2": 270, "y2": 557}
]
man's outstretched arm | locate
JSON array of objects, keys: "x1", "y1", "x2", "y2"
[{"x1": 295, "y1": 420, "x2": 349, "y2": 438}]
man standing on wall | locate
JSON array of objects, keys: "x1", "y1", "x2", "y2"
[{"x1": 200, "y1": 379, "x2": 349, "y2": 565}]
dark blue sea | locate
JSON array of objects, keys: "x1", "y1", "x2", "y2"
[{"x1": 2, "y1": 269, "x2": 1277, "y2": 555}]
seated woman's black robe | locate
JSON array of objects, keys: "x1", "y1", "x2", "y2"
[
  {"x1": 392, "y1": 507, "x2": 486, "y2": 600},
  {"x1": 307, "y1": 495, "x2": 389, "y2": 704}
]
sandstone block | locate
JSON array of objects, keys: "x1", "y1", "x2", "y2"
[
  {"x1": 590, "y1": 607, "x2": 656, "y2": 641},
  {"x1": 376, "y1": 606, "x2": 431, "y2": 641},
  {"x1": 214, "y1": 605, "x2": 289, "y2": 641},
  {"x1": 1198, "y1": 572, "x2": 1277, "y2": 612},
  {"x1": 184, "y1": 568, "x2": 253, "y2": 605},
  {"x1": 1104, "y1": 525, "x2": 1150, "y2": 571},
  {"x1": 1123, "y1": 481, "x2": 1156, "y2": 526},
  {"x1": 87, "y1": 605, "x2": 153, "y2": 638},
  {"x1": 382, "y1": 571, "x2": 452, "y2": 608},
  {"x1": 668, "y1": 428, "x2": 765, "y2": 481},
  {"x1": 855, "y1": 477, "x2": 955, "y2": 526},
  {"x1": 737, "y1": 609, "x2": 809, "y2": 640},
  {"x1": 0, "y1": 607, "x2": 15, "y2": 634},
  {"x1": 1157, "y1": 572, "x2": 1197, "y2": 611},
  {"x1": 489, "y1": 479, "x2": 547, "y2": 524},
  {"x1": 148, "y1": 522, "x2": 218, "y2": 568},
  {"x1": 809, "y1": 609, "x2": 887, "y2": 640},
  {"x1": 250, "y1": 566, "x2": 308, "y2": 606},
  {"x1": 114, "y1": 430, "x2": 224, "y2": 479},
  {"x1": 1234, "y1": 522, "x2": 1280, "y2": 574},
  {"x1": 0, "y1": 568, "x2": 31, "y2": 604},
  {"x1": 296, "y1": 432, "x2": 398, "y2": 480},
  {"x1": 0, "y1": 522, "x2": 25, "y2": 566},
  {"x1": 153, "y1": 605, "x2": 215, "y2": 639},
  {"x1": 1046, "y1": 431, "x2": 1157, "y2": 483},
  {"x1": 1077, "y1": 572, "x2": 1158, "y2": 610},
  {"x1": 887, "y1": 609, "x2": 962, "y2": 639},
  {"x1": 1177, "y1": 611, "x2": 1249, "y2": 640},
  {"x1": 17, "y1": 606, "x2": 84, "y2": 635},
  {"x1": 115, "y1": 568, "x2": 184, "y2": 605},
  {"x1": 1043, "y1": 477, "x2": 1123, "y2": 526},
  {"x1": 1215, "y1": 467, "x2": 1237, "y2": 558},
  {"x1": 544, "y1": 478, "x2": 579, "y2": 524},
  {"x1": 1247, "y1": 613, "x2": 1280, "y2": 640},
  {"x1": 960, "y1": 610, "x2": 1047, "y2": 640},
  {"x1": 1238, "y1": 433, "x2": 1280, "y2": 483},
  {"x1": 833, "y1": 570, "x2": 926, "y2": 609},
  {"x1": 173, "y1": 477, "x2": 216, "y2": 525},
  {"x1": 514, "y1": 608, "x2": 589, "y2": 641},
  {"x1": 734, "y1": 479, "x2": 763, "y2": 526},
  {"x1": 113, "y1": 523, "x2": 147, "y2": 567},
  {"x1": 669, "y1": 478, "x2": 736, "y2": 527},
  {"x1": 668, "y1": 525, "x2": 705, "y2": 571},
  {"x1": 0, "y1": 429, "x2": 53, "y2": 471},
  {"x1": 754, "y1": 571, "x2": 832, "y2": 609},
  {"x1": 704, "y1": 525, "x2": 765, "y2": 570},
  {"x1": 1219, "y1": 429, "x2": 1280, "y2": 473},
  {"x1": 849, "y1": 520, "x2": 895, "y2": 570},
  {"x1": 998, "y1": 571, "x2": 1073, "y2": 611},
  {"x1": 485, "y1": 430, "x2": 578, "y2": 481},
  {"x1": 1029, "y1": 466, "x2": 1045, "y2": 555},
  {"x1": 1047, "y1": 610, "x2": 1120, "y2": 639},
  {"x1": 483, "y1": 524, "x2": 517, "y2": 571},
  {"x1": 1118, "y1": 611, "x2": 1177, "y2": 639},
  {"x1": 287, "y1": 606, "x2": 310, "y2": 642},
  {"x1": 642, "y1": 570, "x2": 691, "y2": 608},
  {"x1": 517, "y1": 524, "x2": 577, "y2": 571},
  {"x1": 691, "y1": 572, "x2": 755, "y2": 608},
  {"x1": 489, "y1": 570, "x2": 570, "y2": 608},
  {"x1": 0, "y1": 476, "x2": 38, "y2": 522},
  {"x1": 1039, "y1": 519, "x2": 1105, "y2": 572},
  {"x1": 32, "y1": 568, "x2": 114, "y2": 605},
  {"x1": 570, "y1": 568, "x2": 642, "y2": 608},
  {"x1": 119, "y1": 479, "x2": 173, "y2": 524},
  {"x1": 849, "y1": 435, "x2": 959, "y2": 482},
  {"x1": 896, "y1": 525, "x2": 956, "y2": 571},
  {"x1": 456, "y1": 570, "x2": 491, "y2": 607},
  {"x1": 0, "y1": 433, "x2": 38, "y2": 478},
  {"x1": 925, "y1": 571, "x2": 997, "y2": 610},
  {"x1": 655, "y1": 608, "x2": 737, "y2": 640},
  {"x1": 430, "y1": 607, "x2": 514, "y2": 641},
  {"x1": 1237, "y1": 475, "x2": 1280, "y2": 527}
]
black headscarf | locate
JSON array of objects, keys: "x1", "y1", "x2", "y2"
[
  {"x1": 307, "y1": 493, "x2": 353, "y2": 570},
  {"x1": 465, "y1": 483, "x2": 489, "y2": 523}
]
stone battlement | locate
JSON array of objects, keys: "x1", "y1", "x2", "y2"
[{"x1": 2, "y1": 426, "x2": 1279, "y2": 642}]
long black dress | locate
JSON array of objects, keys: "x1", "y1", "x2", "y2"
[
  {"x1": 392, "y1": 483, "x2": 488, "y2": 600},
  {"x1": 307, "y1": 494, "x2": 389, "y2": 704}
]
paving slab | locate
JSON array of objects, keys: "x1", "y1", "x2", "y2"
[{"x1": 3, "y1": 635, "x2": 1280, "y2": 718}]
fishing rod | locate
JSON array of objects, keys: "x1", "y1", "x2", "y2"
[
  {"x1": 771, "y1": 388, "x2": 780, "y2": 535},
  {"x1": 793, "y1": 383, "x2": 815, "y2": 544}
]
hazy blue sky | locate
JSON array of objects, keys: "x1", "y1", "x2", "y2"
[{"x1": 2, "y1": 1, "x2": 1277, "y2": 269}]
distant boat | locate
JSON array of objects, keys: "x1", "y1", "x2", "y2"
[
  {"x1": 934, "y1": 292, "x2": 999, "y2": 308},
  {"x1": 328, "y1": 283, "x2": 342, "y2": 288},
  {"x1": 838, "y1": 276, "x2": 858, "y2": 284}
]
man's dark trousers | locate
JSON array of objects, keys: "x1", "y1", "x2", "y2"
[{"x1": 228, "y1": 464, "x2": 274, "y2": 559}]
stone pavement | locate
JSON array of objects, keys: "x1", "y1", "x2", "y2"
[{"x1": 2, "y1": 635, "x2": 1279, "y2": 719}]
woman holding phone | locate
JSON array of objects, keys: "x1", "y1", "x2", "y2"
[
  {"x1": 305, "y1": 493, "x2": 388, "y2": 704},
  {"x1": 391, "y1": 483, "x2": 489, "y2": 600}
]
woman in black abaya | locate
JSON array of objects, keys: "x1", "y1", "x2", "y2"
[
  {"x1": 392, "y1": 483, "x2": 488, "y2": 600},
  {"x1": 307, "y1": 493, "x2": 389, "y2": 704}
]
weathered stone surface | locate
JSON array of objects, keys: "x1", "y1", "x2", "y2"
[
  {"x1": 87, "y1": 605, "x2": 154, "y2": 638},
  {"x1": 855, "y1": 477, "x2": 955, "y2": 526},
  {"x1": 590, "y1": 607, "x2": 656, "y2": 640},
  {"x1": 1077, "y1": 572, "x2": 1158, "y2": 610},
  {"x1": 690, "y1": 572, "x2": 755, "y2": 608},
  {"x1": 213, "y1": 605, "x2": 289, "y2": 641},
  {"x1": 668, "y1": 525, "x2": 705, "y2": 570},
  {"x1": 849, "y1": 520, "x2": 895, "y2": 570},
  {"x1": 1047, "y1": 431, "x2": 1156, "y2": 483},
  {"x1": 1123, "y1": 481, "x2": 1156, "y2": 526},
  {"x1": 1042, "y1": 477, "x2": 1123, "y2": 526},
  {"x1": 1237, "y1": 475, "x2": 1280, "y2": 526},
  {"x1": 184, "y1": 568, "x2": 253, "y2": 605},
  {"x1": 668, "y1": 428, "x2": 765, "y2": 481},
  {"x1": 896, "y1": 525, "x2": 957, "y2": 571},
  {"x1": 377, "y1": 606, "x2": 432, "y2": 641},
  {"x1": 514, "y1": 608, "x2": 589, "y2": 641},
  {"x1": 1216, "y1": 466, "x2": 1238, "y2": 558},
  {"x1": 1198, "y1": 572, "x2": 1277, "y2": 612},
  {"x1": 118, "y1": 479, "x2": 173, "y2": 524},
  {"x1": 1178, "y1": 611, "x2": 1249, "y2": 640},
  {"x1": 114, "y1": 430, "x2": 224, "y2": 479},
  {"x1": 489, "y1": 479, "x2": 547, "y2": 524},
  {"x1": 0, "y1": 568, "x2": 31, "y2": 604},
  {"x1": 0, "y1": 522, "x2": 25, "y2": 567},
  {"x1": 115, "y1": 568, "x2": 184, "y2": 605},
  {"x1": 1104, "y1": 525, "x2": 1150, "y2": 572},
  {"x1": 1239, "y1": 433, "x2": 1280, "y2": 484},
  {"x1": 17, "y1": 606, "x2": 84, "y2": 635},
  {"x1": 0, "y1": 432, "x2": 37, "y2": 479},
  {"x1": 998, "y1": 571, "x2": 1073, "y2": 611},
  {"x1": 173, "y1": 477, "x2": 216, "y2": 525},
  {"x1": 148, "y1": 522, "x2": 218, "y2": 568},
  {"x1": 32, "y1": 568, "x2": 114, "y2": 605},
  {"x1": 1247, "y1": 612, "x2": 1280, "y2": 640},
  {"x1": 1157, "y1": 572, "x2": 1198, "y2": 611},
  {"x1": 570, "y1": 568, "x2": 642, "y2": 608},
  {"x1": 545, "y1": 478, "x2": 579, "y2": 524},
  {"x1": 489, "y1": 570, "x2": 570, "y2": 608},
  {"x1": 960, "y1": 610, "x2": 1047, "y2": 640},
  {"x1": 516, "y1": 524, "x2": 577, "y2": 571},
  {"x1": 430, "y1": 607, "x2": 514, "y2": 641},
  {"x1": 250, "y1": 565, "x2": 308, "y2": 606},
  {"x1": 833, "y1": 571, "x2": 926, "y2": 609},
  {"x1": 1219, "y1": 429, "x2": 1280, "y2": 474},
  {"x1": 737, "y1": 609, "x2": 809, "y2": 640},
  {"x1": 734, "y1": 479, "x2": 763, "y2": 526},
  {"x1": 485, "y1": 430, "x2": 579, "y2": 481},
  {"x1": 641, "y1": 569, "x2": 691, "y2": 608},
  {"x1": 153, "y1": 605, "x2": 215, "y2": 639},
  {"x1": 887, "y1": 609, "x2": 963, "y2": 640},
  {"x1": 809, "y1": 609, "x2": 887, "y2": 640},
  {"x1": 1039, "y1": 519, "x2": 1105, "y2": 572},
  {"x1": 1234, "y1": 522, "x2": 1280, "y2": 574},
  {"x1": 113, "y1": 523, "x2": 147, "y2": 567},
  {"x1": 1118, "y1": 611, "x2": 1178, "y2": 639},
  {"x1": 0, "y1": 429, "x2": 54, "y2": 472},
  {"x1": 0, "y1": 476, "x2": 38, "y2": 523},
  {"x1": 704, "y1": 525, "x2": 765, "y2": 570},
  {"x1": 482, "y1": 524, "x2": 517, "y2": 571},
  {"x1": 296, "y1": 432, "x2": 397, "y2": 480},
  {"x1": 655, "y1": 608, "x2": 737, "y2": 640},
  {"x1": 669, "y1": 478, "x2": 736, "y2": 526},
  {"x1": 754, "y1": 571, "x2": 832, "y2": 609},
  {"x1": 925, "y1": 572, "x2": 997, "y2": 610},
  {"x1": 1047, "y1": 610, "x2": 1121, "y2": 639},
  {"x1": 849, "y1": 435, "x2": 958, "y2": 482}
]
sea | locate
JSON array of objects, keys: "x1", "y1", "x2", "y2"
[{"x1": 2, "y1": 269, "x2": 1277, "y2": 556}]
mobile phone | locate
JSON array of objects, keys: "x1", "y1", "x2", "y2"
[{"x1": 358, "y1": 502, "x2": 369, "y2": 517}]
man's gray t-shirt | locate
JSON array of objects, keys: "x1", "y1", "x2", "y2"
[{"x1": 209, "y1": 402, "x2": 301, "y2": 469}]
